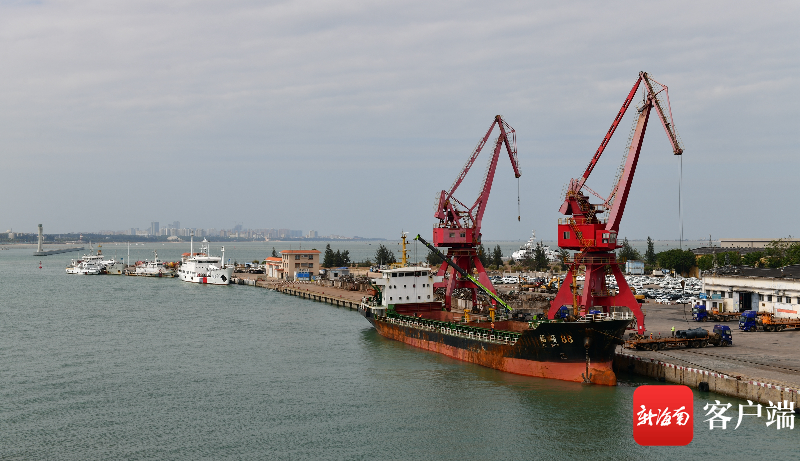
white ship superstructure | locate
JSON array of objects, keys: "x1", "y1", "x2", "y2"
[
  {"x1": 178, "y1": 236, "x2": 234, "y2": 285},
  {"x1": 511, "y1": 230, "x2": 560, "y2": 263}
]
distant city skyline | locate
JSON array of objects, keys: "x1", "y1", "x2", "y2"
[{"x1": 4, "y1": 221, "x2": 738, "y2": 244}]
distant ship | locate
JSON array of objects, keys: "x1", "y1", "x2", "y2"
[{"x1": 511, "y1": 230, "x2": 560, "y2": 262}]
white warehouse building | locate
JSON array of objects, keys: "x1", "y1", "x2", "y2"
[{"x1": 702, "y1": 266, "x2": 800, "y2": 318}]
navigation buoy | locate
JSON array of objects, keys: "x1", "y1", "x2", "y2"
[{"x1": 39, "y1": 261, "x2": 42, "y2": 269}]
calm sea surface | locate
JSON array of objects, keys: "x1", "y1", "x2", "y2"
[{"x1": 2, "y1": 244, "x2": 794, "y2": 459}]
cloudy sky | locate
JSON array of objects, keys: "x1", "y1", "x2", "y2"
[{"x1": 1, "y1": 0, "x2": 798, "y2": 240}]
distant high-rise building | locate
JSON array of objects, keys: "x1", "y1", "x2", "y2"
[
  {"x1": 150, "y1": 222, "x2": 159, "y2": 236},
  {"x1": 307, "y1": 230, "x2": 317, "y2": 238},
  {"x1": 172, "y1": 221, "x2": 180, "y2": 230},
  {"x1": 129, "y1": 228, "x2": 136, "y2": 236}
]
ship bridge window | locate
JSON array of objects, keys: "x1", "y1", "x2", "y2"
[
  {"x1": 405, "y1": 272, "x2": 413, "y2": 277},
  {"x1": 398, "y1": 273, "x2": 404, "y2": 277},
  {"x1": 414, "y1": 271, "x2": 421, "y2": 277}
]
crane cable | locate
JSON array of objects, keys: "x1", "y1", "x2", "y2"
[
  {"x1": 678, "y1": 155, "x2": 684, "y2": 249},
  {"x1": 517, "y1": 177, "x2": 521, "y2": 221}
]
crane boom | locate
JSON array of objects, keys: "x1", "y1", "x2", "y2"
[
  {"x1": 570, "y1": 76, "x2": 642, "y2": 198},
  {"x1": 641, "y1": 73, "x2": 683, "y2": 156},
  {"x1": 434, "y1": 115, "x2": 521, "y2": 232}
]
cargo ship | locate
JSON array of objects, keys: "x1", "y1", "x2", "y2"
[{"x1": 359, "y1": 266, "x2": 630, "y2": 385}]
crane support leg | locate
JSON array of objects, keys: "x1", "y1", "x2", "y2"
[
  {"x1": 606, "y1": 263, "x2": 645, "y2": 335},
  {"x1": 548, "y1": 259, "x2": 646, "y2": 335},
  {"x1": 548, "y1": 266, "x2": 580, "y2": 317},
  {"x1": 433, "y1": 248, "x2": 499, "y2": 311}
]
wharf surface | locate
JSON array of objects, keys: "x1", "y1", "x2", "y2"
[
  {"x1": 232, "y1": 274, "x2": 800, "y2": 405},
  {"x1": 232, "y1": 273, "x2": 366, "y2": 310},
  {"x1": 616, "y1": 302, "x2": 800, "y2": 407}
]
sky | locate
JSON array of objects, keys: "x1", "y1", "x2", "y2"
[{"x1": 1, "y1": 0, "x2": 798, "y2": 240}]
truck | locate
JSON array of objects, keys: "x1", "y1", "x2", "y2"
[
  {"x1": 624, "y1": 325, "x2": 732, "y2": 350},
  {"x1": 739, "y1": 310, "x2": 800, "y2": 332},
  {"x1": 692, "y1": 304, "x2": 741, "y2": 322},
  {"x1": 631, "y1": 287, "x2": 645, "y2": 304}
]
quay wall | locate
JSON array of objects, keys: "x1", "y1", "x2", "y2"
[
  {"x1": 614, "y1": 352, "x2": 799, "y2": 407},
  {"x1": 237, "y1": 277, "x2": 364, "y2": 310}
]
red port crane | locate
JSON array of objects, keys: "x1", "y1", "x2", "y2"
[
  {"x1": 433, "y1": 115, "x2": 521, "y2": 310},
  {"x1": 547, "y1": 72, "x2": 684, "y2": 335}
]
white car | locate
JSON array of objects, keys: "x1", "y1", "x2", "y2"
[{"x1": 502, "y1": 276, "x2": 520, "y2": 284}]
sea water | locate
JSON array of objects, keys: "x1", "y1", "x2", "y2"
[{"x1": 1, "y1": 246, "x2": 794, "y2": 459}]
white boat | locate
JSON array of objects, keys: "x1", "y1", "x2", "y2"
[
  {"x1": 511, "y1": 230, "x2": 560, "y2": 263},
  {"x1": 66, "y1": 259, "x2": 103, "y2": 275},
  {"x1": 66, "y1": 244, "x2": 110, "y2": 275},
  {"x1": 178, "y1": 236, "x2": 234, "y2": 285},
  {"x1": 102, "y1": 258, "x2": 124, "y2": 275},
  {"x1": 133, "y1": 251, "x2": 177, "y2": 277}
]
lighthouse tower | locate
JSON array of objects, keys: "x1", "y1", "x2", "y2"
[{"x1": 37, "y1": 224, "x2": 44, "y2": 253}]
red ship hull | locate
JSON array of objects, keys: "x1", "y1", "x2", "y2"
[{"x1": 363, "y1": 310, "x2": 628, "y2": 386}]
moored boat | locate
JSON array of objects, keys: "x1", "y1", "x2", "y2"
[
  {"x1": 66, "y1": 259, "x2": 103, "y2": 275},
  {"x1": 133, "y1": 251, "x2": 177, "y2": 277},
  {"x1": 177, "y1": 235, "x2": 233, "y2": 285},
  {"x1": 65, "y1": 244, "x2": 123, "y2": 275},
  {"x1": 359, "y1": 266, "x2": 631, "y2": 385}
]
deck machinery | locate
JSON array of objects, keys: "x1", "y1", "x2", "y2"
[
  {"x1": 547, "y1": 72, "x2": 684, "y2": 335},
  {"x1": 433, "y1": 115, "x2": 521, "y2": 310}
]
